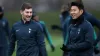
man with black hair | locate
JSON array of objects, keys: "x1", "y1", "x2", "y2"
[
  {"x1": 0, "y1": 6, "x2": 10, "y2": 56},
  {"x1": 63, "y1": 0, "x2": 100, "y2": 54},
  {"x1": 8, "y1": 3, "x2": 47, "y2": 56},
  {"x1": 61, "y1": 2, "x2": 94, "y2": 56}
]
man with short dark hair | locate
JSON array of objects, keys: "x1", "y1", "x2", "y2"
[
  {"x1": 8, "y1": 3, "x2": 47, "y2": 56},
  {"x1": 0, "y1": 6, "x2": 10, "y2": 56},
  {"x1": 61, "y1": 2, "x2": 94, "y2": 56}
]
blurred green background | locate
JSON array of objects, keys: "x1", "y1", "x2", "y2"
[{"x1": 4, "y1": 11, "x2": 100, "y2": 56}]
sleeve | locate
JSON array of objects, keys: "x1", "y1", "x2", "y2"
[
  {"x1": 8, "y1": 26, "x2": 16, "y2": 56},
  {"x1": 89, "y1": 16, "x2": 100, "y2": 45},
  {"x1": 63, "y1": 16, "x2": 71, "y2": 45},
  {"x1": 59, "y1": 14, "x2": 64, "y2": 26},
  {"x1": 67, "y1": 22, "x2": 94, "y2": 51},
  {"x1": 63, "y1": 21, "x2": 68, "y2": 44},
  {"x1": 42, "y1": 22, "x2": 53, "y2": 46},
  {"x1": 36, "y1": 24, "x2": 47, "y2": 56},
  {"x1": 84, "y1": 12, "x2": 100, "y2": 46}
]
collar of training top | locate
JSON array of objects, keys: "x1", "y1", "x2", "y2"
[
  {"x1": 71, "y1": 14, "x2": 84, "y2": 26},
  {"x1": 21, "y1": 19, "x2": 32, "y2": 24}
]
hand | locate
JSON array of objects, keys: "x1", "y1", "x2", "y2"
[
  {"x1": 60, "y1": 44, "x2": 70, "y2": 52},
  {"x1": 51, "y1": 45, "x2": 55, "y2": 52},
  {"x1": 94, "y1": 47, "x2": 100, "y2": 54}
]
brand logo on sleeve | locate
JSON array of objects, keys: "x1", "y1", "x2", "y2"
[{"x1": 16, "y1": 29, "x2": 20, "y2": 32}]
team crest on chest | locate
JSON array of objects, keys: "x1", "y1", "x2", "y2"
[{"x1": 29, "y1": 28, "x2": 32, "y2": 33}]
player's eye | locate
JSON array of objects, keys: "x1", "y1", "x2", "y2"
[
  {"x1": 26, "y1": 11, "x2": 29, "y2": 13},
  {"x1": 30, "y1": 12, "x2": 32, "y2": 14}
]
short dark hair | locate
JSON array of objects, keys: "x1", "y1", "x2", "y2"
[
  {"x1": 70, "y1": 1, "x2": 84, "y2": 10},
  {"x1": 20, "y1": 2, "x2": 32, "y2": 11}
]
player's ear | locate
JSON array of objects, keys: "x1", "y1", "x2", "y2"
[
  {"x1": 20, "y1": 10, "x2": 23, "y2": 15},
  {"x1": 80, "y1": 9, "x2": 83, "y2": 15}
]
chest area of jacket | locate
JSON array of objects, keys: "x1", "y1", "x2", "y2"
[
  {"x1": 14, "y1": 25, "x2": 37, "y2": 39},
  {"x1": 69, "y1": 24, "x2": 85, "y2": 42}
]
